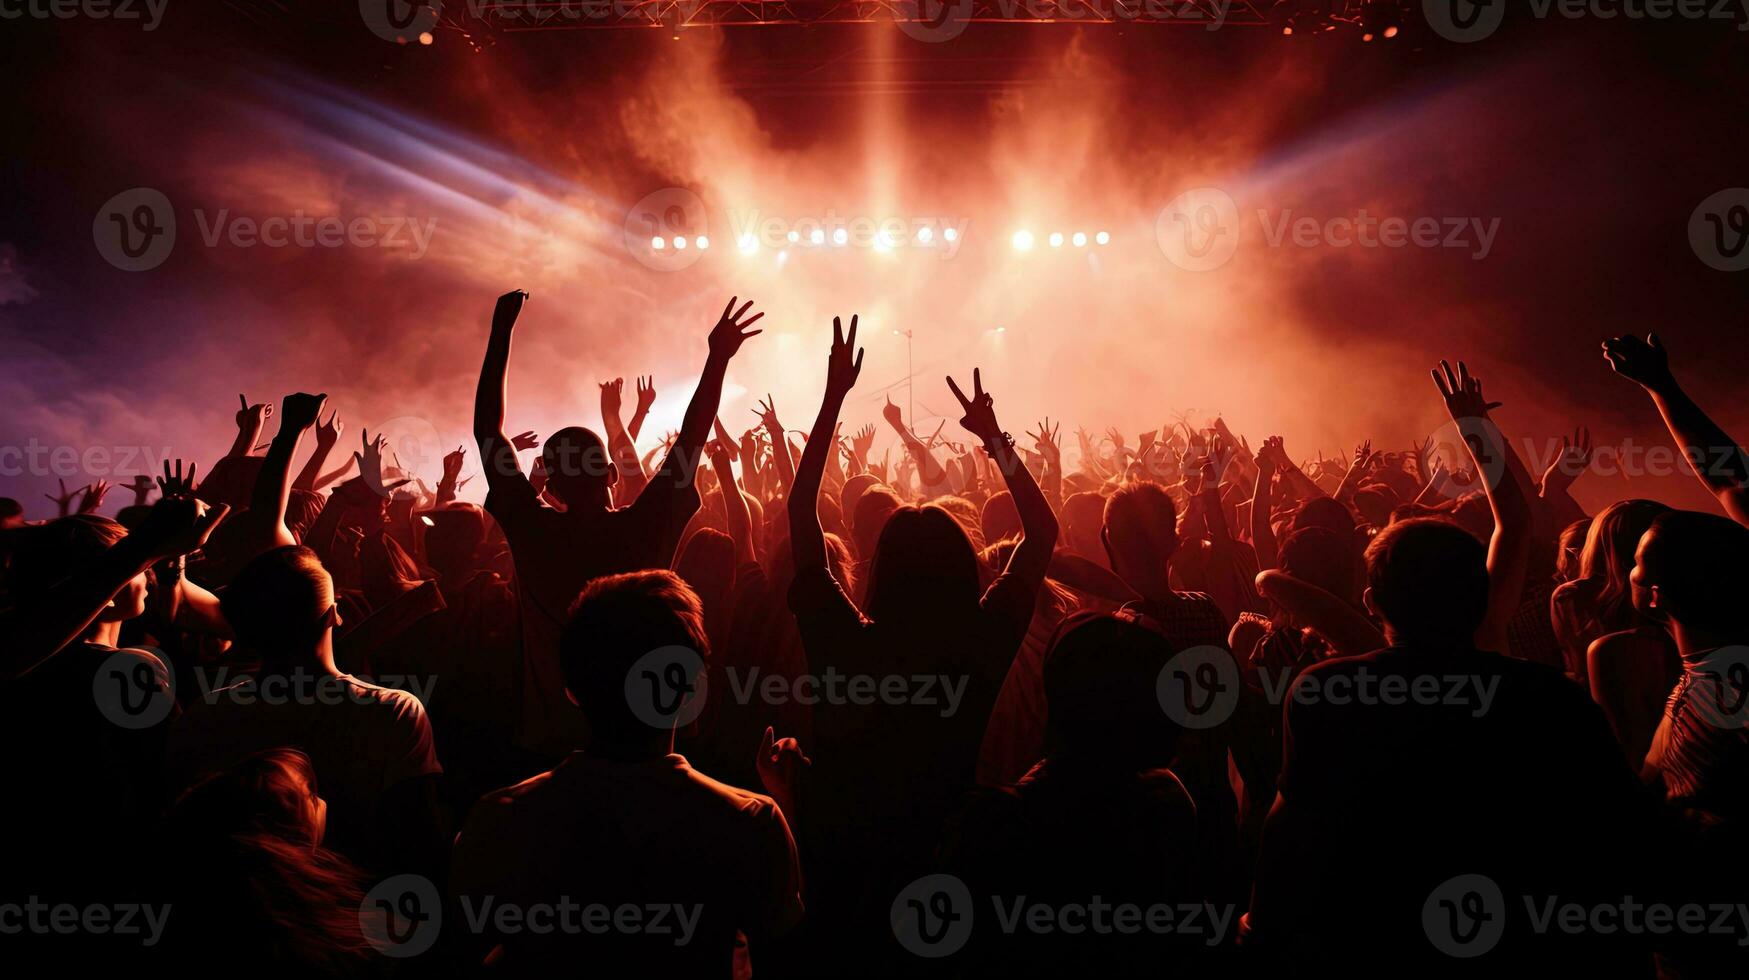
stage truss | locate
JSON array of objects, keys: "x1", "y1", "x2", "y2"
[{"x1": 458, "y1": 0, "x2": 1283, "y2": 31}]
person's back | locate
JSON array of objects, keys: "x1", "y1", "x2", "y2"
[
  {"x1": 451, "y1": 753, "x2": 800, "y2": 977},
  {"x1": 1249, "y1": 519, "x2": 1654, "y2": 976},
  {"x1": 165, "y1": 546, "x2": 440, "y2": 866},
  {"x1": 449, "y1": 569, "x2": 802, "y2": 978}
]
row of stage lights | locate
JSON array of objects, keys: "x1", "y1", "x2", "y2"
[{"x1": 648, "y1": 226, "x2": 1115, "y2": 254}]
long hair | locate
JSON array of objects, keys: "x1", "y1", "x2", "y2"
[
  {"x1": 165, "y1": 749, "x2": 379, "y2": 976},
  {"x1": 1578, "y1": 499, "x2": 1670, "y2": 633},
  {"x1": 865, "y1": 504, "x2": 982, "y2": 625}
]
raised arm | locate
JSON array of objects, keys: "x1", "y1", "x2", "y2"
[
  {"x1": 1433, "y1": 359, "x2": 1533, "y2": 653},
  {"x1": 473, "y1": 289, "x2": 529, "y2": 493},
  {"x1": 0, "y1": 496, "x2": 228, "y2": 681},
  {"x1": 1251, "y1": 435, "x2": 1284, "y2": 571},
  {"x1": 228, "y1": 395, "x2": 272, "y2": 459},
  {"x1": 709, "y1": 441, "x2": 757, "y2": 566},
  {"x1": 946, "y1": 368, "x2": 1059, "y2": 587},
  {"x1": 1604, "y1": 333, "x2": 1749, "y2": 528},
  {"x1": 246, "y1": 391, "x2": 326, "y2": 556},
  {"x1": 294, "y1": 409, "x2": 343, "y2": 491},
  {"x1": 647, "y1": 298, "x2": 764, "y2": 496},
  {"x1": 599, "y1": 378, "x2": 650, "y2": 498},
  {"x1": 754, "y1": 396, "x2": 794, "y2": 496},
  {"x1": 790, "y1": 316, "x2": 863, "y2": 573},
  {"x1": 881, "y1": 396, "x2": 948, "y2": 490},
  {"x1": 1026, "y1": 418, "x2": 1063, "y2": 512}
]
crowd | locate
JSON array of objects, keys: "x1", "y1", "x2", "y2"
[{"x1": 2, "y1": 290, "x2": 1746, "y2": 979}]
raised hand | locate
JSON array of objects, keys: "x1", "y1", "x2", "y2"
[
  {"x1": 280, "y1": 392, "x2": 328, "y2": 432},
  {"x1": 493, "y1": 289, "x2": 528, "y2": 331},
  {"x1": 1352, "y1": 439, "x2": 1377, "y2": 471},
  {"x1": 1601, "y1": 333, "x2": 1673, "y2": 392},
  {"x1": 851, "y1": 423, "x2": 877, "y2": 460},
  {"x1": 754, "y1": 395, "x2": 781, "y2": 431},
  {"x1": 354, "y1": 429, "x2": 412, "y2": 498},
  {"x1": 756, "y1": 726, "x2": 810, "y2": 817},
  {"x1": 599, "y1": 378, "x2": 624, "y2": 415},
  {"x1": 882, "y1": 395, "x2": 905, "y2": 430},
  {"x1": 712, "y1": 418, "x2": 740, "y2": 461},
  {"x1": 442, "y1": 446, "x2": 467, "y2": 483},
  {"x1": 1027, "y1": 418, "x2": 1062, "y2": 462},
  {"x1": 76, "y1": 480, "x2": 111, "y2": 515},
  {"x1": 157, "y1": 459, "x2": 199, "y2": 498},
  {"x1": 708, "y1": 296, "x2": 765, "y2": 360},
  {"x1": 236, "y1": 394, "x2": 273, "y2": 430},
  {"x1": 945, "y1": 367, "x2": 1003, "y2": 443},
  {"x1": 1542, "y1": 424, "x2": 1594, "y2": 487},
  {"x1": 314, "y1": 409, "x2": 344, "y2": 449},
  {"x1": 124, "y1": 473, "x2": 156, "y2": 507},
  {"x1": 1431, "y1": 359, "x2": 1503, "y2": 421},
  {"x1": 1255, "y1": 435, "x2": 1286, "y2": 474},
  {"x1": 825, "y1": 315, "x2": 864, "y2": 397},
  {"x1": 511, "y1": 430, "x2": 540, "y2": 452},
  {"x1": 636, "y1": 375, "x2": 657, "y2": 413},
  {"x1": 44, "y1": 478, "x2": 79, "y2": 517}
]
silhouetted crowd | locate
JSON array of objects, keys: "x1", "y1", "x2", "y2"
[{"x1": 3, "y1": 291, "x2": 1747, "y2": 979}]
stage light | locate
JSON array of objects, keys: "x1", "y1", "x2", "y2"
[
  {"x1": 673, "y1": 236, "x2": 687, "y2": 250},
  {"x1": 832, "y1": 228, "x2": 848, "y2": 246},
  {"x1": 1384, "y1": 25, "x2": 1398, "y2": 37},
  {"x1": 1096, "y1": 231, "x2": 1110, "y2": 245},
  {"x1": 787, "y1": 230, "x2": 800, "y2": 244},
  {"x1": 1363, "y1": 32, "x2": 1374, "y2": 40},
  {"x1": 943, "y1": 227, "x2": 958, "y2": 242},
  {"x1": 1048, "y1": 232, "x2": 1064, "y2": 248},
  {"x1": 1012, "y1": 230, "x2": 1034, "y2": 251},
  {"x1": 1282, "y1": 25, "x2": 1293, "y2": 35},
  {"x1": 996, "y1": 326, "x2": 1006, "y2": 333},
  {"x1": 1072, "y1": 232, "x2": 1087, "y2": 247},
  {"x1": 739, "y1": 234, "x2": 758, "y2": 254},
  {"x1": 651, "y1": 236, "x2": 665, "y2": 250},
  {"x1": 810, "y1": 229, "x2": 825, "y2": 245},
  {"x1": 418, "y1": 31, "x2": 434, "y2": 45},
  {"x1": 892, "y1": 329, "x2": 901, "y2": 336},
  {"x1": 917, "y1": 226, "x2": 934, "y2": 244},
  {"x1": 695, "y1": 235, "x2": 709, "y2": 250}
]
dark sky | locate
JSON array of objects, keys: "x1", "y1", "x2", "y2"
[{"x1": 2, "y1": 6, "x2": 1747, "y2": 514}]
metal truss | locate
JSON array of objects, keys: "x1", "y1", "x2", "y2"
[{"x1": 458, "y1": 0, "x2": 1281, "y2": 31}]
